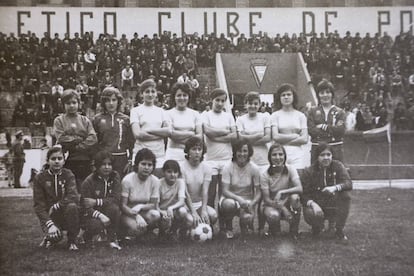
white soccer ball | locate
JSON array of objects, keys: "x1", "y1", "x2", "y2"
[{"x1": 190, "y1": 223, "x2": 213, "y2": 242}]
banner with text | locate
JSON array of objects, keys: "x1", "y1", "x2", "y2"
[{"x1": 0, "y1": 7, "x2": 412, "y2": 39}]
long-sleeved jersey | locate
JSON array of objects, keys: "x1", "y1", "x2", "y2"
[
  {"x1": 33, "y1": 168, "x2": 79, "y2": 232},
  {"x1": 92, "y1": 112, "x2": 134, "y2": 155},
  {"x1": 53, "y1": 113, "x2": 97, "y2": 160},
  {"x1": 80, "y1": 171, "x2": 121, "y2": 219},
  {"x1": 300, "y1": 160, "x2": 352, "y2": 206},
  {"x1": 307, "y1": 105, "x2": 346, "y2": 145}
]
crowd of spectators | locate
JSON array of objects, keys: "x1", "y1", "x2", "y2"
[{"x1": 1, "y1": 29, "x2": 414, "y2": 133}]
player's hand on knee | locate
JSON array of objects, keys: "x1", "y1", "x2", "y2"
[
  {"x1": 239, "y1": 199, "x2": 249, "y2": 209},
  {"x1": 135, "y1": 214, "x2": 148, "y2": 229},
  {"x1": 47, "y1": 224, "x2": 62, "y2": 241},
  {"x1": 167, "y1": 207, "x2": 174, "y2": 219},
  {"x1": 131, "y1": 204, "x2": 142, "y2": 214},
  {"x1": 200, "y1": 209, "x2": 210, "y2": 225},
  {"x1": 192, "y1": 211, "x2": 202, "y2": 227},
  {"x1": 311, "y1": 202, "x2": 323, "y2": 217},
  {"x1": 275, "y1": 190, "x2": 285, "y2": 202},
  {"x1": 160, "y1": 210, "x2": 168, "y2": 218},
  {"x1": 98, "y1": 213, "x2": 111, "y2": 226}
]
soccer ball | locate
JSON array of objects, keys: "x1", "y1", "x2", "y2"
[{"x1": 190, "y1": 223, "x2": 213, "y2": 242}]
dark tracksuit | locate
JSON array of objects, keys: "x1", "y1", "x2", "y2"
[
  {"x1": 300, "y1": 160, "x2": 352, "y2": 232},
  {"x1": 33, "y1": 168, "x2": 80, "y2": 243},
  {"x1": 307, "y1": 105, "x2": 346, "y2": 163},
  {"x1": 80, "y1": 171, "x2": 121, "y2": 242},
  {"x1": 92, "y1": 112, "x2": 134, "y2": 178}
]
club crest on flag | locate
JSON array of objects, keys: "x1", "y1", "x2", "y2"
[{"x1": 250, "y1": 58, "x2": 267, "y2": 88}]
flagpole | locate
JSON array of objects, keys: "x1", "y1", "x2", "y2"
[{"x1": 388, "y1": 123, "x2": 392, "y2": 189}]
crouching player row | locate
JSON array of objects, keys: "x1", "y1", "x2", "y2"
[{"x1": 34, "y1": 141, "x2": 352, "y2": 250}]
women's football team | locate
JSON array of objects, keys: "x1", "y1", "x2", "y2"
[{"x1": 33, "y1": 78, "x2": 352, "y2": 251}]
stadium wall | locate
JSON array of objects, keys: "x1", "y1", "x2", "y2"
[{"x1": 0, "y1": 7, "x2": 412, "y2": 38}]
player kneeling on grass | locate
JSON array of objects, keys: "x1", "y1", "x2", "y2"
[
  {"x1": 33, "y1": 145, "x2": 80, "y2": 250},
  {"x1": 80, "y1": 150, "x2": 122, "y2": 250},
  {"x1": 120, "y1": 148, "x2": 161, "y2": 239},
  {"x1": 180, "y1": 137, "x2": 218, "y2": 229},
  {"x1": 220, "y1": 140, "x2": 261, "y2": 239},
  {"x1": 158, "y1": 160, "x2": 193, "y2": 240},
  {"x1": 260, "y1": 143, "x2": 302, "y2": 239},
  {"x1": 300, "y1": 142, "x2": 352, "y2": 242}
]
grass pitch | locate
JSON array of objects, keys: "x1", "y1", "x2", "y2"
[{"x1": 1, "y1": 189, "x2": 413, "y2": 275}]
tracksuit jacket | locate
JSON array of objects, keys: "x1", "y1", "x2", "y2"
[
  {"x1": 92, "y1": 112, "x2": 134, "y2": 155},
  {"x1": 33, "y1": 168, "x2": 79, "y2": 232},
  {"x1": 307, "y1": 105, "x2": 346, "y2": 145},
  {"x1": 80, "y1": 171, "x2": 121, "y2": 219},
  {"x1": 300, "y1": 160, "x2": 353, "y2": 207}
]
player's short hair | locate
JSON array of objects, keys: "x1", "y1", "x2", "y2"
[
  {"x1": 94, "y1": 150, "x2": 113, "y2": 169},
  {"x1": 162, "y1": 159, "x2": 182, "y2": 177},
  {"x1": 100, "y1": 87, "x2": 123, "y2": 112},
  {"x1": 244, "y1": 91, "x2": 261, "y2": 104},
  {"x1": 210, "y1": 88, "x2": 227, "y2": 100},
  {"x1": 47, "y1": 145, "x2": 65, "y2": 161},
  {"x1": 184, "y1": 137, "x2": 206, "y2": 161},
  {"x1": 316, "y1": 79, "x2": 335, "y2": 104},
  {"x1": 231, "y1": 140, "x2": 253, "y2": 162},
  {"x1": 274, "y1": 83, "x2": 298, "y2": 110},
  {"x1": 170, "y1": 82, "x2": 193, "y2": 107},
  {"x1": 61, "y1": 89, "x2": 80, "y2": 104},
  {"x1": 133, "y1": 148, "x2": 156, "y2": 173},
  {"x1": 140, "y1": 79, "x2": 157, "y2": 94},
  {"x1": 267, "y1": 143, "x2": 288, "y2": 176}
]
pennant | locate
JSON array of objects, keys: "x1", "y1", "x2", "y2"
[{"x1": 362, "y1": 123, "x2": 391, "y2": 143}]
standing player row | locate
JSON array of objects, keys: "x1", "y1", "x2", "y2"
[{"x1": 52, "y1": 78, "x2": 346, "y2": 190}]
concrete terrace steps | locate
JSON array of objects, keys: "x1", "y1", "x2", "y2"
[{"x1": 197, "y1": 67, "x2": 216, "y2": 99}]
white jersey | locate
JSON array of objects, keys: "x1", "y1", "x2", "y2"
[
  {"x1": 130, "y1": 104, "x2": 169, "y2": 158},
  {"x1": 201, "y1": 110, "x2": 235, "y2": 161},
  {"x1": 236, "y1": 113, "x2": 270, "y2": 166},
  {"x1": 270, "y1": 109, "x2": 308, "y2": 169}
]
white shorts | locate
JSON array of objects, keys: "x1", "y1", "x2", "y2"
[
  {"x1": 192, "y1": 201, "x2": 202, "y2": 210},
  {"x1": 204, "y1": 159, "x2": 230, "y2": 175},
  {"x1": 284, "y1": 145, "x2": 306, "y2": 170},
  {"x1": 132, "y1": 147, "x2": 165, "y2": 169},
  {"x1": 155, "y1": 156, "x2": 166, "y2": 169},
  {"x1": 165, "y1": 147, "x2": 185, "y2": 162}
]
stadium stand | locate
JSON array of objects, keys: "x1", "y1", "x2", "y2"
[
  {"x1": 1, "y1": 27, "x2": 414, "y2": 132},
  {"x1": 0, "y1": 1, "x2": 413, "y2": 185}
]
